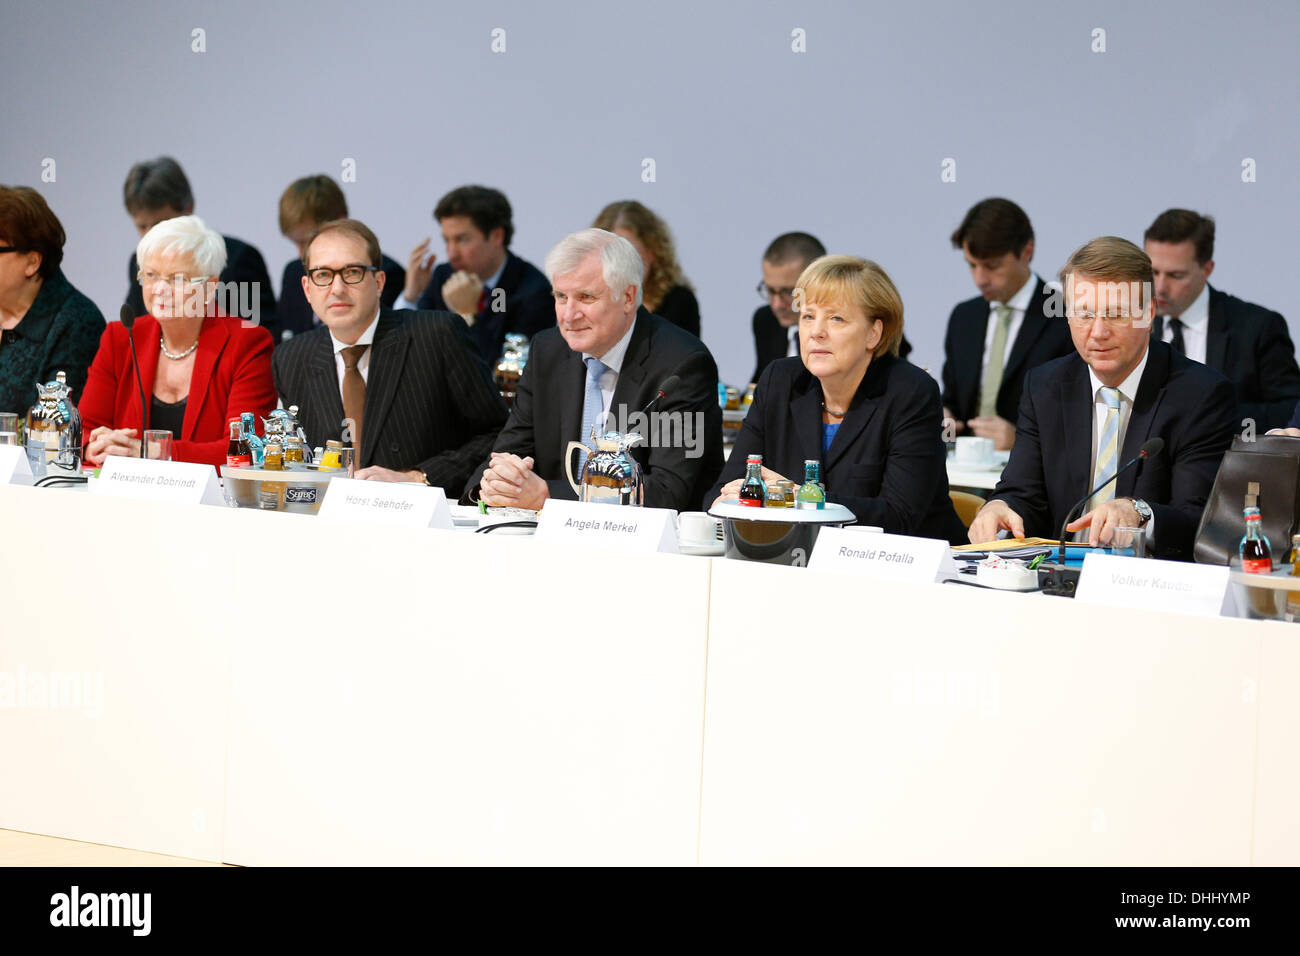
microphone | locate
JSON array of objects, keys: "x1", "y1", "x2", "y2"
[
  {"x1": 1043, "y1": 437, "x2": 1164, "y2": 595},
  {"x1": 639, "y1": 374, "x2": 680, "y2": 417},
  {"x1": 119, "y1": 305, "x2": 149, "y2": 455}
]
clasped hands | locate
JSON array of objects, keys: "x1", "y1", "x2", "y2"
[
  {"x1": 480, "y1": 452, "x2": 549, "y2": 510},
  {"x1": 968, "y1": 497, "x2": 1143, "y2": 547},
  {"x1": 85, "y1": 426, "x2": 140, "y2": 465}
]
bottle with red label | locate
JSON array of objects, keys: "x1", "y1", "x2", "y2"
[
  {"x1": 738, "y1": 454, "x2": 766, "y2": 507},
  {"x1": 226, "y1": 419, "x2": 251, "y2": 468},
  {"x1": 1239, "y1": 506, "x2": 1272, "y2": 574}
]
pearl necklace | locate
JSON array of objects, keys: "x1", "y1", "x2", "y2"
[{"x1": 160, "y1": 334, "x2": 199, "y2": 360}]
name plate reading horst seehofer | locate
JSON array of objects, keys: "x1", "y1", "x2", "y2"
[
  {"x1": 92, "y1": 455, "x2": 225, "y2": 506},
  {"x1": 808, "y1": 528, "x2": 957, "y2": 582},
  {"x1": 535, "y1": 499, "x2": 679, "y2": 554},
  {"x1": 317, "y1": 477, "x2": 453, "y2": 529},
  {"x1": 1075, "y1": 553, "x2": 1234, "y2": 617}
]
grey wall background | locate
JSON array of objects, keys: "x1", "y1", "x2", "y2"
[{"x1": 3, "y1": 0, "x2": 1297, "y2": 388}]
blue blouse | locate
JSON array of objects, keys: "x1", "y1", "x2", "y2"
[{"x1": 821, "y1": 422, "x2": 840, "y2": 457}]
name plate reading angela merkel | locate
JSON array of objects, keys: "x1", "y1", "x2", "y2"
[
  {"x1": 317, "y1": 477, "x2": 453, "y2": 529},
  {"x1": 535, "y1": 499, "x2": 679, "y2": 554},
  {"x1": 808, "y1": 528, "x2": 958, "y2": 582},
  {"x1": 1075, "y1": 553, "x2": 1234, "y2": 618},
  {"x1": 92, "y1": 455, "x2": 225, "y2": 505}
]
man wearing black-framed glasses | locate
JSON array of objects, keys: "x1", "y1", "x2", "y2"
[{"x1": 272, "y1": 218, "x2": 506, "y2": 489}]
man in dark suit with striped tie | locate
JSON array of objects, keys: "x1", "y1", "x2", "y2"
[
  {"x1": 968, "y1": 237, "x2": 1236, "y2": 560},
  {"x1": 272, "y1": 219, "x2": 507, "y2": 492}
]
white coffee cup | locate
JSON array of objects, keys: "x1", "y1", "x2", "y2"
[
  {"x1": 678, "y1": 511, "x2": 722, "y2": 548},
  {"x1": 955, "y1": 435, "x2": 995, "y2": 466}
]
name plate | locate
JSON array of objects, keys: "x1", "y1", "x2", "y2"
[
  {"x1": 0, "y1": 445, "x2": 34, "y2": 485},
  {"x1": 317, "y1": 477, "x2": 453, "y2": 529},
  {"x1": 92, "y1": 455, "x2": 224, "y2": 505},
  {"x1": 808, "y1": 528, "x2": 957, "y2": 582},
  {"x1": 1075, "y1": 553, "x2": 1233, "y2": 617},
  {"x1": 535, "y1": 499, "x2": 679, "y2": 554}
]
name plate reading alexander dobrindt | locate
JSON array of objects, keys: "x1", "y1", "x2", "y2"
[
  {"x1": 316, "y1": 477, "x2": 453, "y2": 529},
  {"x1": 535, "y1": 499, "x2": 679, "y2": 554},
  {"x1": 92, "y1": 455, "x2": 225, "y2": 506},
  {"x1": 1075, "y1": 553, "x2": 1234, "y2": 617},
  {"x1": 807, "y1": 528, "x2": 958, "y2": 582}
]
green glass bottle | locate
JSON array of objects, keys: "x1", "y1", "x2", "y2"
[{"x1": 796, "y1": 460, "x2": 825, "y2": 510}]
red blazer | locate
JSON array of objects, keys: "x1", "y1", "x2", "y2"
[{"x1": 79, "y1": 312, "x2": 276, "y2": 466}]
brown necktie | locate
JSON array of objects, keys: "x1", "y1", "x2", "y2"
[{"x1": 341, "y1": 344, "x2": 368, "y2": 452}]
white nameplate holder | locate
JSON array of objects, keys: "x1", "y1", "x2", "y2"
[
  {"x1": 535, "y1": 499, "x2": 679, "y2": 554},
  {"x1": 317, "y1": 477, "x2": 453, "y2": 529},
  {"x1": 808, "y1": 528, "x2": 958, "y2": 582},
  {"x1": 1075, "y1": 553, "x2": 1234, "y2": 618},
  {"x1": 0, "y1": 445, "x2": 34, "y2": 485},
  {"x1": 92, "y1": 455, "x2": 224, "y2": 505}
]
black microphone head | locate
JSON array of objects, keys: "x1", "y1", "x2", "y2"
[
  {"x1": 1140, "y1": 437, "x2": 1165, "y2": 458},
  {"x1": 657, "y1": 374, "x2": 681, "y2": 398},
  {"x1": 119, "y1": 304, "x2": 135, "y2": 329}
]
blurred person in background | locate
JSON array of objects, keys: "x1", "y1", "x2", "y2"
[{"x1": 593, "y1": 199, "x2": 700, "y2": 338}]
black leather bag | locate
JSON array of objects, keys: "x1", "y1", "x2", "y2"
[{"x1": 1194, "y1": 435, "x2": 1300, "y2": 565}]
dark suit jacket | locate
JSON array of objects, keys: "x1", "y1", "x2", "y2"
[
  {"x1": 0, "y1": 268, "x2": 104, "y2": 414},
  {"x1": 1151, "y1": 285, "x2": 1300, "y2": 433},
  {"x1": 751, "y1": 305, "x2": 914, "y2": 385},
  {"x1": 272, "y1": 309, "x2": 508, "y2": 492},
  {"x1": 79, "y1": 312, "x2": 276, "y2": 466},
  {"x1": 709, "y1": 355, "x2": 966, "y2": 543},
  {"x1": 656, "y1": 284, "x2": 701, "y2": 338},
  {"x1": 127, "y1": 235, "x2": 277, "y2": 329},
  {"x1": 415, "y1": 251, "x2": 554, "y2": 364},
  {"x1": 464, "y1": 311, "x2": 724, "y2": 511},
  {"x1": 941, "y1": 277, "x2": 1075, "y2": 424},
  {"x1": 989, "y1": 340, "x2": 1237, "y2": 561},
  {"x1": 272, "y1": 254, "x2": 406, "y2": 342}
]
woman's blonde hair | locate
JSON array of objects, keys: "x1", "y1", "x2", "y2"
[
  {"x1": 795, "y1": 255, "x2": 904, "y2": 357},
  {"x1": 591, "y1": 200, "x2": 688, "y2": 313}
]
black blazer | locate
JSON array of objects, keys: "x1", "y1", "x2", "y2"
[
  {"x1": 989, "y1": 340, "x2": 1237, "y2": 561},
  {"x1": 1151, "y1": 286, "x2": 1300, "y2": 433},
  {"x1": 127, "y1": 235, "x2": 277, "y2": 326},
  {"x1": 709, "y1": 355, "x2": 966, "y2": 543},
  {"x1": 416, "y1": 250, "x2": 554, "y2": 364},
  {"x1": 751, "y1": 305, "x2": 914, "y2": 385},
  {"x1": 464, "y1": 311, "x2": 724, "y2": 511},
  {"x1": 272, "y1": 254, "x2": 406, "y2": 342},
  {"x1": 941, "y1": 277, "x2": 1075, "y2": 423},
  {"x1": 272, "y1": 309, "x2": 508, "y2": 492},
  {"x1": 655, "y1": 283, "x2": 701, "y2": 338}
]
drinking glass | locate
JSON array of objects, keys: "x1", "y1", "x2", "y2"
[{"x1": 143, "y1": 429, "x2": 173, "y2": 461}]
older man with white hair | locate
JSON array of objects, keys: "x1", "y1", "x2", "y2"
[{"x1": 465, "y1": 228, "x2": 723, "y2": 511}]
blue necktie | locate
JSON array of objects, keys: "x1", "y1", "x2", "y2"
[
  {"x1": 578, "y1": 356, "x2": 609, "y2": 473},
  {"x1": 1090, "y1": 386, "x2": 1122, "y2": 510}
]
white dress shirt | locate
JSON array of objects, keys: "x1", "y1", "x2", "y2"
[
  {"x1": 583, "y1": 316, "x2": 638, "y2": 421},
  {"x1": 980, "y1": 273, "x2": 1036, "y2": 384},
  {"x1": 785, "y1": 325, "x2": 799, "y2": 358},
  {"x1": 329, "y1": 309, "x2": 380, "y2": 395},
  {"x1": 1159, "y1": 282, "x2": 1209, "y2": 364}
]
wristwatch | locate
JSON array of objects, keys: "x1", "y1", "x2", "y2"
[{"x1": 1131, "y1": 498, "x2": 1153, "y2": 527}]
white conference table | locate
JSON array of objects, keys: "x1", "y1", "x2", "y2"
[
  {"x1": 1, "y1": 481, "x2": 1297, "y2": 866},
  {"x1": 946, "y1": 450, "x2": 1009, "y2": 492}
]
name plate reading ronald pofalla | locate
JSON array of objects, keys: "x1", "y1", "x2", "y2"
[
  {"x1": 92, "y1": 455, "x2": 224, "y2": 505},
  {"x1": 1075, "y1": 553, "x2": 1234, "y2": 617},
  {"x1": 808, "y1": 528, "x2": 958, "y2": 582},
  {"x1": 317, "y1": 477, "x2": 453, "y2": 529},
  {"x1": 536, "y1": 499, "x2": 679, "y2": 553}
]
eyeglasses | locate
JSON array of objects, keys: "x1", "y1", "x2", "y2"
[
  {"x1": 756, "y1": 281, "x2": 796, "y2": 301},
  {"x1": 0, "y1": 246, "x2": 21, "y2": 254},
  {"x1": 137, "y1": 270, "x2": 211, "y2": 287},
  {"x1": 1065, "y1": 311, "x2": 1145, "y2": 328},
  {"x1": 307, "y1": 265, "x2": 378, "y2": 287}
]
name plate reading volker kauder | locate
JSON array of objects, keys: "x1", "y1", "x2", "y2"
[
  {"x1": 808, "y1": 528, "x2": 957, "y2": 583},
  {"x1": 535, "y1": 499, "x2": 679, "y2": 554},
  {"x1": 317, "y1": 477, "x2": 453, "y2": 530},
  {"x1": 1075, "y1": 553, "x2": 1234, "y2": 617}
]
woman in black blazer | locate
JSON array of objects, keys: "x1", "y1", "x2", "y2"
[{"x1": 710, "y1": 255, "x2": 965, "y2": 542}]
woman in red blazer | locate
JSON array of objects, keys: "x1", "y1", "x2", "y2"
[{"x1": 80, "y1": 215, "x2": 275, "y2": 466}]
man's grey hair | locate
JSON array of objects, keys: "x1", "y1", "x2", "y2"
[
  {"x1": 544, "y1": 228, "x2": 644, "y2": 308},
  {"x1": 136, "y1": 214, "x2": 227, "y2": 278}
]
